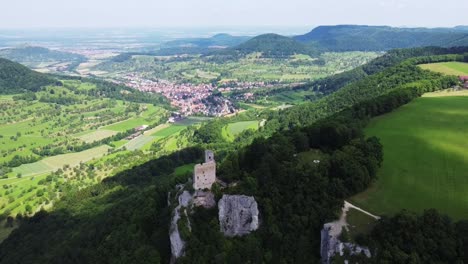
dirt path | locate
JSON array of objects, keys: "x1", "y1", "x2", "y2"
[
  {"x1": 344, "y1": 201, "x2": 380, "y2": 220},
  {"x1": 325, "y1": 201, "x2": 380, "y2": 238}
]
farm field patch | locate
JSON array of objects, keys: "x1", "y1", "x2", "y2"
[{"x1": 351, "y1": 94, "x2": 468, "y2": 219}]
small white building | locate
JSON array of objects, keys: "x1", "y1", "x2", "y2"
[{"x1": 193, "y1": 150, "x2": 216, "y2": 190}]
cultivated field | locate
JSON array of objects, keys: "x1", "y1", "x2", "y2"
[
  {"x1": 76, "y1": 129, "x2": 118, "y2": 143},
  {"x1": 222, "y1": 120, "x2": 259, "y2": 141},
  {"x1": 419, "y1": 61, "x2": 468, "y2": 76},
  {"x1": 351, "y1": 94, "x2": 468, "y2": 219}
]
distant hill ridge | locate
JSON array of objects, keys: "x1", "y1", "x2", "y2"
[
  {"x1": 162, "y1": 33, "x2": 251, "y2": 48},
  {"x1": 216, "y1": 33, "x2": 319, "y2": 57},
  {"x1": 294, "y1": 25, "x2": 468, "y2": 51},
  {"x1": 0, "y1": 46, "x2": 85, "y2": 63}
]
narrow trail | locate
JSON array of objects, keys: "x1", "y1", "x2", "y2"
[{"x1": 344, "y1": 201, "x2": 380, "y2": 220}]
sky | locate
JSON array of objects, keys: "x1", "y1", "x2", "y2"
[{"x1": 1, "y1": 0, "x2": 467, "y2": 29}]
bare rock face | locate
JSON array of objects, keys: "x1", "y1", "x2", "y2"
[
  {"x1": 169, "y1": 190, "x2": 192, "y2": 261},
  {"x1": 218, "y1": 195, "x2": 259, "y2": 237},
  {"x1": 193, "y1": 190, "x2": 216, "y2": 209}
]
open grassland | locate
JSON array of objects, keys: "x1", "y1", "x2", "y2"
[
  {"x1": 122, "y1": 136, "x2": 155, "y2": 151},
  {"x1": 222, "y1": 121, "x2": 259, "y2": 141},
  {"x1": 419, "y1": 61, "x2": 468, "y2": 76},
  {"x1": 228, "y1": 121, "x2": 258, "y2": 135},
  {"x1": 76, "y1": 129, "x2": 117, "y2": 143},
  {"x1": 351, "y1": 94, "x2": 468, "y2": 220},
  {"x1": 151, "y1": 125, "x2": 186, "y2": 137}
]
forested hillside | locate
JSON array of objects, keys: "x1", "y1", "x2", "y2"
[
  {"x1": 162, "y1": 34, "x2": 251, "y2": 48},
  {"x1": 0, "y1": 58, "x2": 169, "y2": 105},
  {"x1": 1, "y1": 47, "x2": 467, "y2": 263},
  {"x1": 0, "y1": 46, "x2": 85, "y2": 64},
  {"x1": 259, "y1": 46, "x2": 468, "y2": 102},
  {"x1": 216, "y1": 34, "x2": 319, "y2": 58},
  {"x1": 0, "y1": 58, "x2": 58, "y2": 93},
  {"x1": 294, "y1": 25, "x2": 468, "y2": 51}
]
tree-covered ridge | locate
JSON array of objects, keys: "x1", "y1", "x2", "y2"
[
  {"x1": 263, "y1": 51, "x2": 466, "y2": 131},
  {"x1": 162, "y1": 33, "x2": 251, "y2": 49},
  {"x1": 0, "y1": 147, "x2": 205, "y2": 264},
  {"x1": 258, "y1": 47, "x2": 468, "y2": 102},
  {"x1": 0, "y1": 58, "x2": 58, "y2": 93},
  {"x1": 294, "y1": 25, "x2": 468, "y2": 51},
  {"x1": 0, "y1": 46, "x2": 85, "y2": 64},
  {"x1": 216, "y1": 33, "x2": 319, "y2": 58}
]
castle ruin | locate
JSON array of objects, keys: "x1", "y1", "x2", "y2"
[{"x1": 193, "y1": 150, "x2": 216, "y2": 190}]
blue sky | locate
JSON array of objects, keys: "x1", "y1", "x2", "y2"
[{"x1": 1, "y1": 0, "x2": 467, "y2": 28}]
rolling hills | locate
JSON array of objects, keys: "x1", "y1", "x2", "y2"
[
  {"x1": 215, "y1": 33, "x2": 319, "y2": 57},
  {"x1": 294, "y1": 25, "x2": 468, "y2": 51},
  {"x1": 162, "y1": 33, "x2": 251, "y2": 48},
  {"x1": 0, "y1": 46, "x2": 85, "y2": 64},
  {"x1": 0, "y1": 44, "x2": 468, "y2": 263}
]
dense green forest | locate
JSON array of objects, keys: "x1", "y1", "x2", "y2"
[
  {"x1": 0, "y1": 58, "x2": 59, "y2": 93},
  {"x1": 1, "y1": 47, "x2": 468, "y2": 263},
  {"x1": 162, "y1": 34, "x2": 251, "y2": 49},
  {"x1": 294, "y1": 25, "x2": 468, "y2": 51},
  {"x1": 215, "y1": 34, "x2": 319, "y2": 58}
]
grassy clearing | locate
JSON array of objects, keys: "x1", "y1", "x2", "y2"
[
  {"x1": 76, "y1": 129, "x2": 117, "y2": 143},
  {"x1": 222, "y1": 121, "x2": 259, "y2": 141},
  {"x1": 102, "y1": 117, "x2": 149, "y2": 132},
  {"x1": 122, "y1": 136, "x2": 155, "y2": 151},
  {"x1": 174, "y1": 164, "x2": 195, "y2": 176},
  {"x1": 351, "y1": 95, "x2": 468, "y2": 220},
  {"x1": 143, "y1": 123, "x2": 170, "y2": 135},
  {"x1": 151, "y1": 125, "x2": 186, "y2": 137},
  {"x1": 228, "y1": 121, "x2": 258, "y2": 135},
  {"x1": 346, "y1": 208, "x2": 377, "y2": 240},
  {"x1": 419, "y1": 61, "x2": 468, "y2": 76},
  {"x1": 422, "y1": 88, "x2": 468, "y2": 97}
]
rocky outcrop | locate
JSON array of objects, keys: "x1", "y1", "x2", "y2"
[
  {"x1": 169, "y1": 188, "x2": 217, "y2": 262},
  {"x1": 218, "y1": 195, "x2": 259, "y2": 237},
  {"x1": 193, "y1": 190, "x2": 216, "y2": 209},
  {"x1": 169, "y1": 190, "x2": 192, "y2": 260}
]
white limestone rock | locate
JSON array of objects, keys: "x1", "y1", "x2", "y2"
[
  {"x1": 169, "y1": 190, "x2": 192, "y2": 260},
  {"x1": 193, "y1": 190, "x2": 216, "y2": 208},
  {"x1": 218, "y1": 194, "x2": 259, "y2": 237}
]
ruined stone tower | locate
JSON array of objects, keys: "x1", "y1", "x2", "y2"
[{"x1": 193, "y1": 150, "x2": 216, "y2": 190}]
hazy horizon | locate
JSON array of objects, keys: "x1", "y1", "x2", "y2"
[{"x1": 2, "y1": 0, "x2": 467, "y2": 29}]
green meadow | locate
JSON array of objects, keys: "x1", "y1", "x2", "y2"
[
  {"x1": 351, "y1": 94, "x2": 468, "y2": 219},
  {"x1": 419, "y1": 61, "x2": 468, "y2": 76},
  {"x1": 221, "y1": 121, "x2": 259, "y2": 141}
]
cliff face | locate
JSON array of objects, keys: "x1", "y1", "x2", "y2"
[
  {"x1": 169, "y1": 188, "x2": 216, "y2": 262},
  {"x1": 169, "y1": 190, "x2": 192, "y2": 260},
  {"x1": 218, "y1": 195, "x2": 259, "y2": 237}
]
